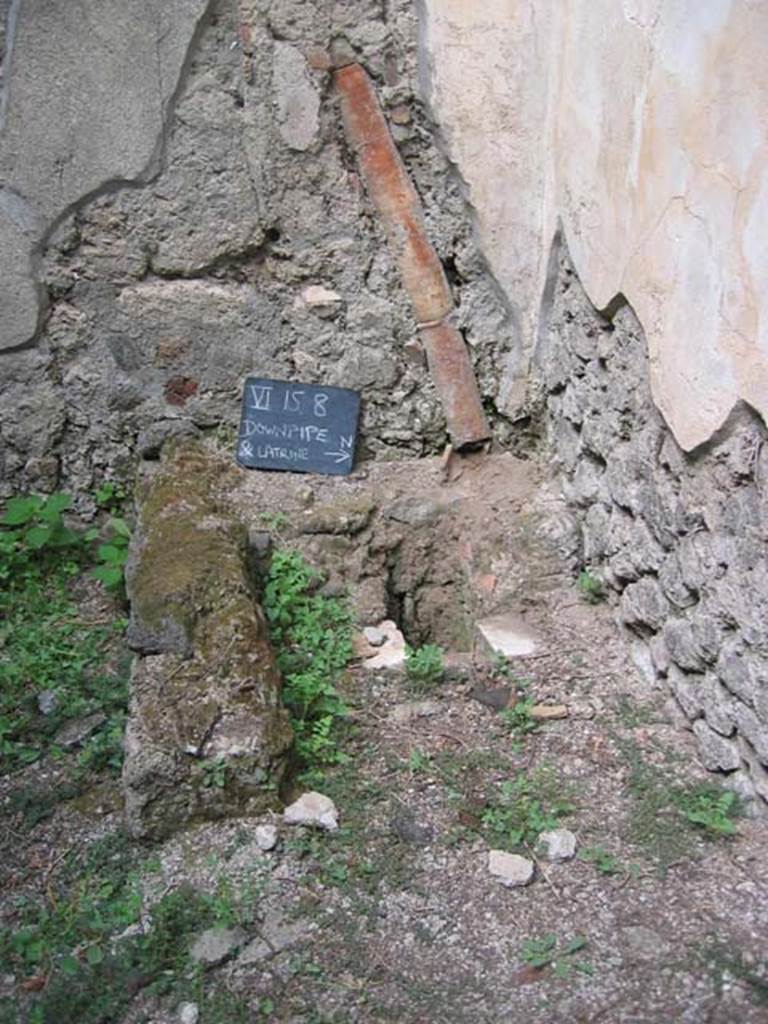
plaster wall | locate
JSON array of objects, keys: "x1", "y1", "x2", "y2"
[{"x1": 420, "y1": 0, "x2": 768, "y2": 451}]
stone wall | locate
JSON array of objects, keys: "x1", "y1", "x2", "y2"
[
  {"x1": 0, "y1": 0, "x2": 520, "y2": 499},
  {"x1": 537, "y1": 241, "x2": 768, "y2": 809}
]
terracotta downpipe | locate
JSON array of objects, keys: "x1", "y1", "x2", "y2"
[{"x1": 334, "y1": 63, "x2": 491, "y2": 450}]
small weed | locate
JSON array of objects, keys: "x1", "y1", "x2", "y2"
[
  {"x1": 577, "y1": 569, "x2": 605, "y2": 604},
  {"x1": 8, "y1": 779, "x2": 87, "y2": 826},
  {"x1": 259, "y1": 510, "x2": 290, "y2": 532},
  {"x1": 674, "y1": 784, "x2": 740, "y2": 837},
  {"x1": 489, "y1": 652, "x2": 517, "y2": 682},
  {"x1": 500, "y1": 697, "x2": 538, "y2": 745},
  {"x1": 94, "y1": 481, "x2": 127, "y2": 512},
  {"x1": 258, "y1": 996, "x2": 276, "y2": 1018},
  {"x1": 0, "y1": 493, "x2": 81, "y2": 576},
  {"x1": 578, "y1": 845, "x2": 621, "y2": 875},
  {"x1": 91, "y1": 516, "x2": 131, "y2": 591},
  {"x1": 521, "y1": 933, "x2": 593, "y2": 978},
  {"x1": 202, "y1": 758, "x2": 229, "y2": 789},
  {"x1": 404, "y1": 644, "x2": 444, "y2": 692},
  {"x1": 263, "y1": 549, "x2": 352, "y2": 772},
  {"x1": 617, "y1": 736, "x2": 741, "y2": 868},
  {"x1": 482, "y1": 767, "x2": 576, "y2": 850},
  {"x1": 407, "y1": 748, "x2": 433, "y2": 773}
]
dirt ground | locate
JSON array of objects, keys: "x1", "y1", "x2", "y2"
[{"x1": 2, "y1": 450, "x2": 767, "y2": 1023}]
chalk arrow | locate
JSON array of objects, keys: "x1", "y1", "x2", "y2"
[
  {"x1": 324, "y1": 449, "x2": 352, "y2": 464},
  {"x1": 324, "y1": 435, "x2": 354, "y2": 463}
]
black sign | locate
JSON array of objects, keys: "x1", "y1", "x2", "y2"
[{"x1": 236, "y1": 377, "x2": 361, "y2": 476}]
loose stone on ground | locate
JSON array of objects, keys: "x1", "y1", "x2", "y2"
[
  {"x1": 537, "y1": 829, "x2": 577, "y2": 862},
  {"x1": 488, "y1": 850, "x2": 536, "y2": 888},
  {"x1": 254, "y1": 823, "x2": 279, "y2": 851},
  {"x1": 190, "y1": 926, "x2": 247, "y2": 967},
  {"x1": 283, "y1": 791, "x2": 339, "y2": 831}
]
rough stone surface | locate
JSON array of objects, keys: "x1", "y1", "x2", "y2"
[
  {"x1": 190, "y1": 926, "x2": 247, "y2": 967},
  {"x1": 487, "y1": 850, "x2": 535, "y2": 888},
  {"x1": 475, "y1": 613, "x2": 539, "y2": 659},
  {"x1": 178, "y1": 1002, "x2": 200, "y2": 1024},
  {"x1": 693, "y1": 720, "x2": 741, "y2": 774},
  {"x1": 363, "y1": 620, "x2": 407, "y2": 671},
  {"x1": 284, "y1": 791, "x2": 339, "y2": 831},
  {"x1": 54, "y1": 711, "x2": 107, "y2": 749},
  {"x1": 254, "y1": 823, "x2": 279, "y2": 852},
  {"x1": 0, "y1": 0, "x2": 521, "y2": 497},
  {"x1": 237, "y1": 907, "x2": 314, "y2": 965},
  {"x1": 363, "y1": 626, "x2": 386, "y2": 647},
  {"x1": 539, "y1": 244, "x2": 768, "y2": 808},
  {"x1": 122, "y1": 441, "x2": 292, "y2": 840},
  {"x1": 389, "y1": 700, "x2": 442, "y2": 725},
  {"x1": 0, "y1": 0, "x2": 209, "y2": 352},
  {"x1": 537, "y1": 829, "x2": 577, "y2": 862}
]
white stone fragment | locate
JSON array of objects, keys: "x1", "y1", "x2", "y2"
[
  {"x1": 488, "y1": 850, "x2": 535, "y2": 888},
  {"x1": 273, "y1": 43, "x2": 319, "y2": 151},
  {"x1": 537, "y1": 828, "x2": 577, "y2": 862},
  {"x1": 283, "y1": 791, "x2": 339, "y2": 831},
  {"x1": 301, "y1": 284, "x2": 342, "y2": 306},
  {"x1": 476, "y1": 613, "x2": 539, "y2": 658},
  {"x1": 254, "y1": 823, "x2": 279, "y2": 851},
  {"x1": 363, "y1": 619, "x2": 407, "y2": 670},
  {"x1": 389, "y1": 700, "x2": 442, "y2": 725},
  {"x1": 363, "y1": 625, "x2": 386, "y2": 647},
  {"x1": 178, "y1": 1003, "x2": 200, "y2": 1024}
]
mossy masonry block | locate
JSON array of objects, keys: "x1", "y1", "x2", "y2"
[{"x1": 122, "y1": 441, "x2": 292, "y2": 840}]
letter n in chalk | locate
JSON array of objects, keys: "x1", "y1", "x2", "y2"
[{"x1": 248, "y1": 385, "x2": 273, "y2": 411}]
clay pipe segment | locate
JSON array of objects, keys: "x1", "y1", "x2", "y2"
[{"x1": 335, "y1": 63, "x2": 491, "y2": 449}]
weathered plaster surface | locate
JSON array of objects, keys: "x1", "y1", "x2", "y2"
[
  {"x1": 0, "y1": 0, "x2": 209, "y2": 351},
  {"x1": 421, "y1": 0, "x2": 768, "y2": 450}
]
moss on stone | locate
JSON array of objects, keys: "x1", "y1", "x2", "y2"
[{"x1": 122, "y1": 440, "x2": 292, "y2": 841}]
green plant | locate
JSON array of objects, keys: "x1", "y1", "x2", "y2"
[
  {"x1": 0, "y1": 552, "x2": 129, "y2": 770},
  {"x1": 481, "y1": 767, "x2": 575, "y2": 850},
  {"x1": 0, "y1": 831, "x2": 259, "y2": 1024},
  {"x1": 579, "y1": 845, "x2": 621, "y2": 875},
  {"x1": 616, "y1": 736, "x2": 741, "y2": 868},
  {"x1": 259, "y1": 510, "x2": 290, "y2": 532},
  {"x1": 94, "y1": 481, "x2": 126, "y2": 512},
  {"x1": 577, "y1": 569, "x2": 605, "y2": 604},
  {"x1": 407, "y1": 748, "x2": 433, "y2": 773},
  {"x1": 500, "y1": 696, "x2": 538, "y2": 744},
  {"x1": 202, "y1": 758, "x2": 229, "y2": 789},
  {"x1": 521, "y1": 933, "x2": 593, "y2": 978},
  {"x1": 91, "y1": 516, "x2": 131, "y2": 590},
  {"x1": 0, "y1": 493, "x2": 81, "y2": 581},
  {"x1": 404, "y1": 643, "x2": 444, "y2": 691},
  {"x1": 674, "y1": 784, "x2": 740, "y2": 837},
  {"x1": 263, "y1": 549, "x2": 352, "y2": 772}
]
